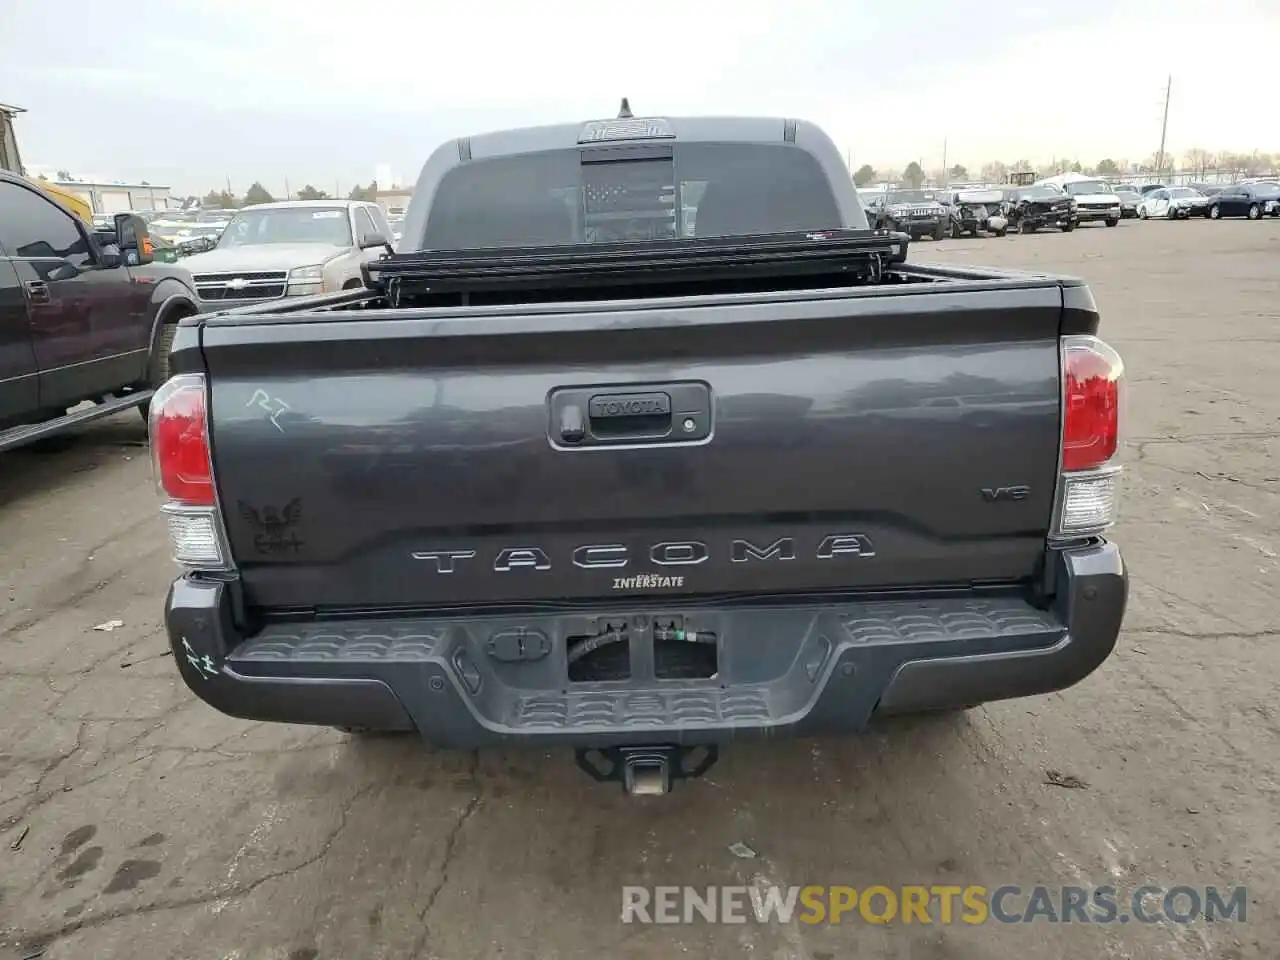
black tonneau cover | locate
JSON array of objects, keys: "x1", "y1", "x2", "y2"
[{"x1": 363, "y1": 229, "x2": 909, "y2": 305}]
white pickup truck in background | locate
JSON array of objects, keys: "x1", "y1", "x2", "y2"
[
  {"x1": 1038, "y1": 172, "x2": 1122, "y2": 227},
  {"x1": 179, "y1": 199, "x2": 395, "y2": 307}
]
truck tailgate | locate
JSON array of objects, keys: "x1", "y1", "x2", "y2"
[{"x1": 201, "y1": 282, "x2": 1065, "y2": 611}]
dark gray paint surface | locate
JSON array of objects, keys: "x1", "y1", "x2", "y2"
[{"x1": 197, "y1": 279, "x2": 1067, "y2": 611}]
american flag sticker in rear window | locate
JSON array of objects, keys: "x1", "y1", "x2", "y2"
[{"x1": 582, "y1": 157, "x2": 677, "y2": 243}]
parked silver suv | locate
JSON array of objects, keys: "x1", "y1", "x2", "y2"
[{"x1": 181, "y1": 200, "x2": 393, "y2": 307}]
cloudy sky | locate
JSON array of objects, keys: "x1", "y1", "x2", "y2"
[{"x1": 2, "y1": 0, "x2": 1275, "y2": 195}]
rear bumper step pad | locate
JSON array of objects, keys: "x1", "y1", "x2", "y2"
[{"x1": 165, "y1": 542, "x2": 1125, "y2": 748}]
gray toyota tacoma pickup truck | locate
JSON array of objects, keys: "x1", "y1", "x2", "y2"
[{"x1": 153, "y1": 109, "x2": 1128, "y2": 794}]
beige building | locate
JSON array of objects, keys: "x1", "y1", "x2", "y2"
[{"x1": 47, "y1": 179, "x2": 178, "y2": 214}]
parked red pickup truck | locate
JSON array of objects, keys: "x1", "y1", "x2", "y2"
[{"x1": 0, "y1": 170, "x2": 200, "y2": 451}]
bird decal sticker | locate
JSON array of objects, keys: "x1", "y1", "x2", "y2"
[{"x1": 237, "y1": 498, "x2": 304, "y2": 554}]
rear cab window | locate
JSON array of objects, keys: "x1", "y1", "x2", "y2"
[{"x1": 422, "y1": 142, "x2": 843, "y2": 250}]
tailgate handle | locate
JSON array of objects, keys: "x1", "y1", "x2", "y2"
[
  {"x1": 549, "y1": 381, "x2": 712, "y2": 448},
  {"x1": 589, "y1": 392, "x2": 671, "y2": 435}
]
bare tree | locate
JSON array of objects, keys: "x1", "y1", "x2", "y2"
[
  {"x1": 1216, "y1": 152, "x2": 1265, "y2": 180},
  {"x1": 1182, "y1": 148, "x2": 1214, "y2": 178},
  {"x1": 1240, "y1": 151, "x2": 1266, "y2": 176},
  {"x1": 202, "y1": 189, "x2": 237, "y2": 209},
  {"x1": 980, "y1": 161, "x2": 1008, "y2": 183},
  {"x1": 1138, "y1": 154, "x2": 1165, "y2": 175}
]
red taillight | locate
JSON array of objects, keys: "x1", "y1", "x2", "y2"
[
  {"x1": 149, "y1": 374, "x2": 215, "y2": 506},
  {"x1": 1062, "y1": 337, "x2": 1124, "y2": 472}
]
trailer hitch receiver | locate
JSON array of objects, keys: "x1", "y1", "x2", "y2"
[{"x1": 575, "y1": 744, "x2": 719, "y2": 795}]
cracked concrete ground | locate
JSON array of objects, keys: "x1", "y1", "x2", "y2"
[{"x1": 1, "y1": 218, "x2": 1277, "y2": 959}]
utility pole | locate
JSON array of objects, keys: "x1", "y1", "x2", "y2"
[
  {"x1": 1156, "y1": 75, "x2": 1172, "y2": 176},
  {"x1": 941, "y1": 137, "x2": 948, "y2": 182}
]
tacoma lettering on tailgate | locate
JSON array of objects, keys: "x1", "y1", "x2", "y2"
[{"x1": 410, "y1": 534, "x2": 874, "y2": 574}]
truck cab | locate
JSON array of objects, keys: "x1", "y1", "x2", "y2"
[{"x1": 0, "y1": 171, "x2": 200, "y2": 449}]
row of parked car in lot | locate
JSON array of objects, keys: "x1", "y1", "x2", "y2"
[
  {"x1": 859, "y1": 173, "x2": 1280, "y2": 241},
  {"x1": 1122, "y1": 180, "x2": 1280, "y2": 221}
]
